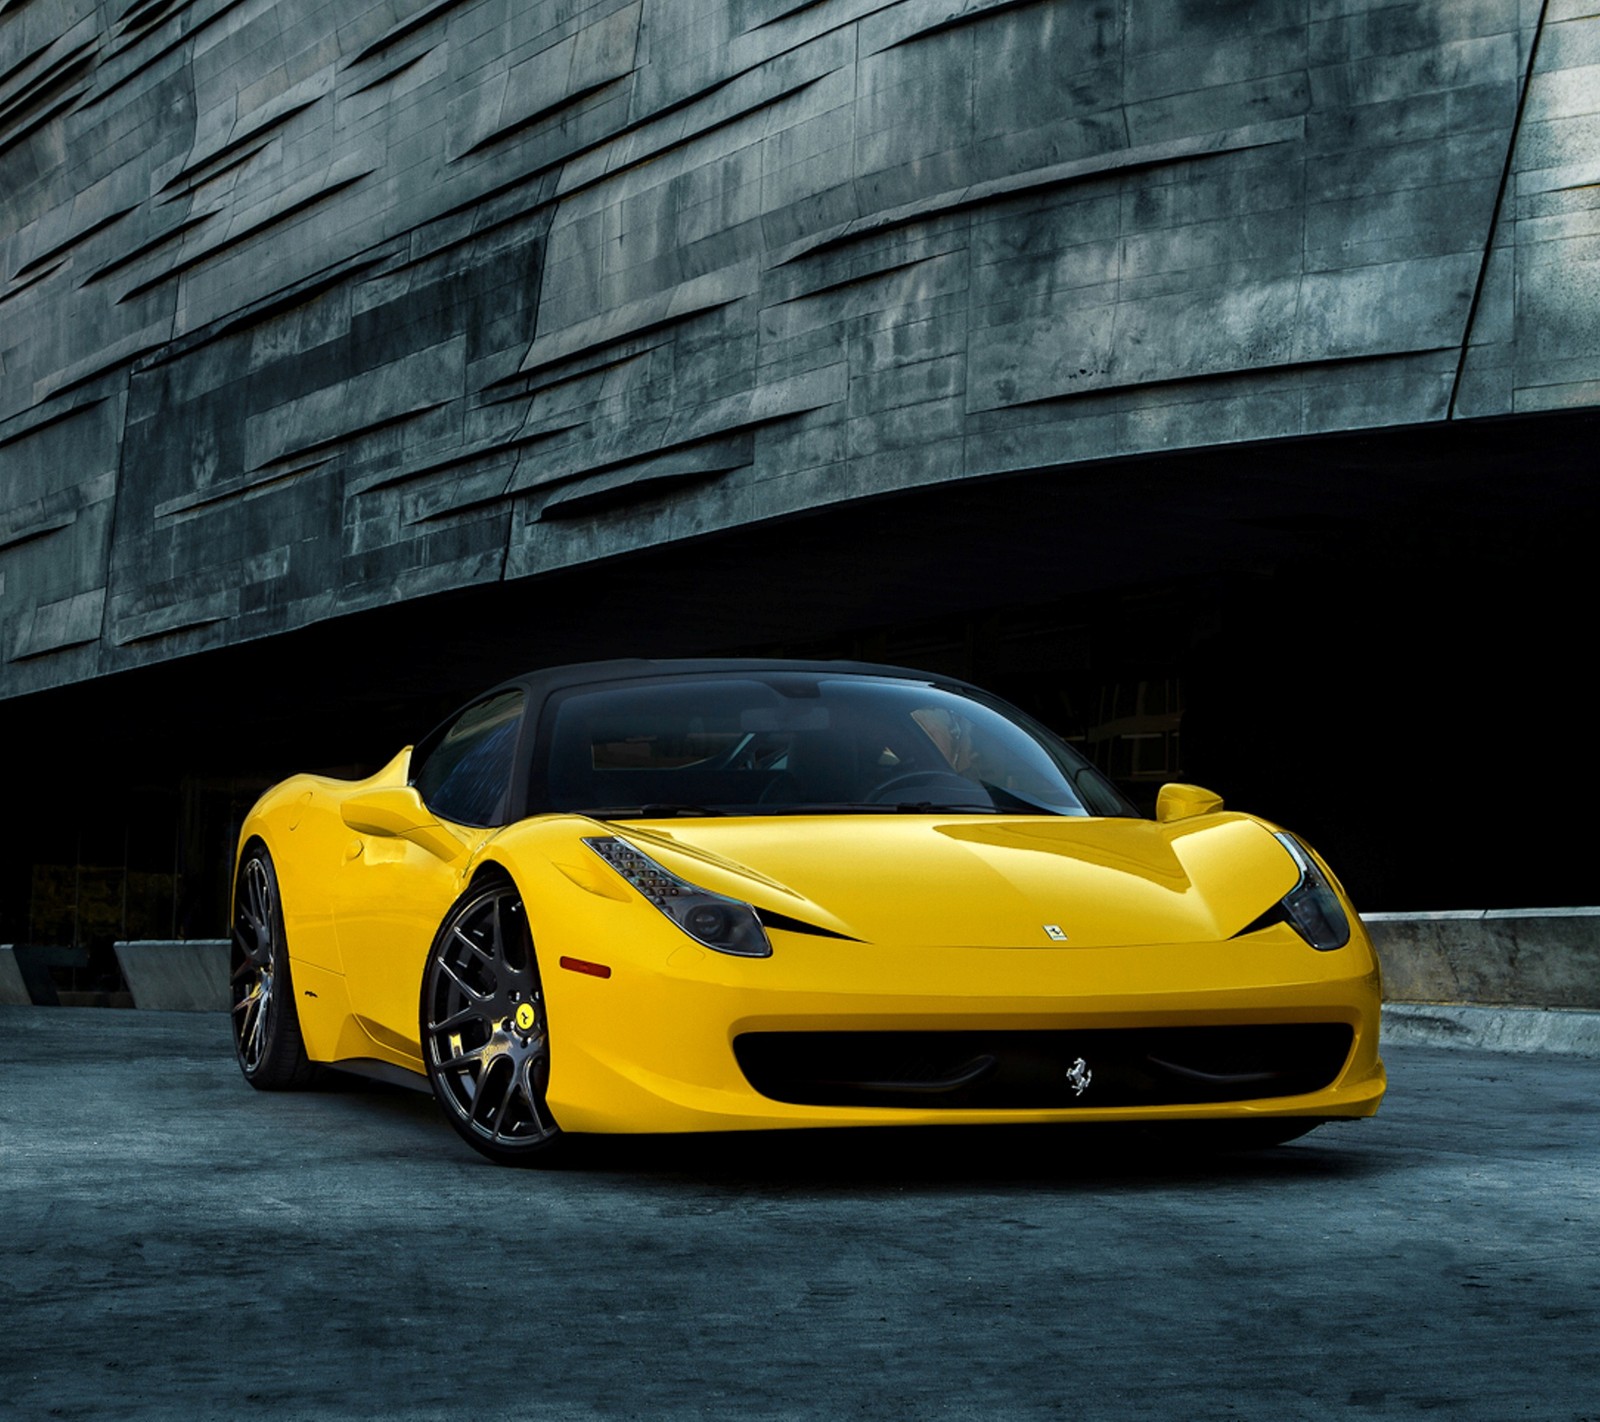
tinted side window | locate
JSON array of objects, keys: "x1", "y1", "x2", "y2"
[{"x1": 412, "y1": 690, "x2": 524, "y2": 826}]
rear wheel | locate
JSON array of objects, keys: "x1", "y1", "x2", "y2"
[
  {"x1": 230, "y1": 846, "x2": 320, "y2": 1090},
  {"x1": 420, "y1": 879, "x2": 563, "y2": 1165}
]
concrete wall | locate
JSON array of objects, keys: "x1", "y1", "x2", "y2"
[
  {"x1": 3, "y1": 0, "x2": 1598, "y2": 699},
  {"x1": 1368, "y1": 908, "x2": 1600, "y2": 1009}
]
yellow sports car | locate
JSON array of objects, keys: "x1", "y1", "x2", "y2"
[{"x1": 230, "y1": 658, "x2": 1385, "y2": 1163}]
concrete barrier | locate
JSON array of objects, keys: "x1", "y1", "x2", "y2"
[
  {"x1": 1365, "y1": 908, "x2": 1600, "y2": 1009},
  {"x1": 0, "y1": 947, "x2": 30, "y2": 1006},
  {"x1": 113, "y1": 940, "x2": 231, "y2": 1012},
  {"x1": 1382, "y1": 1002, "x2": 1600, "y2": 1057},
  {"x1": 0, "y1": 944, "x2": 93, "y2": 1006}
]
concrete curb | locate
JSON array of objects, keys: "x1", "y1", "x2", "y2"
[
  {"x1": 0, "y1": 946, "x2": 30, "y2": 1005},
  {"x1": 113, "y1": 940, "x2": 230, "y2": 1011},
  {"x1": 1382, "y1": 1002, "x2": 1600, "y2": 1058},
  {"x1": 1366, "y1": 907, "x2": 1600, "y2": 1009}
]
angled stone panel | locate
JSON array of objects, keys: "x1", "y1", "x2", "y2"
[
  {"x1": 450, "y1": 0, "x2": 640, "y2": 157},
  {"x1": 0, "y1": 390, "x2": 124, "y2": 675},
  {"x1": 100, "y1": 212, "x2": 547, "y2": 661}
]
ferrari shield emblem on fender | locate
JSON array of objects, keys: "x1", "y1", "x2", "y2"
[
  {"x1": 1043, "y1": 924, "x2": 1068, "y2": 941},
  {"x1": 1065, "y1": 1057, "x2": 1092, "y2": 1096}
]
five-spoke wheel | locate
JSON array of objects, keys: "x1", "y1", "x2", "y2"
[
  {"x1": 420, "y1": 879, "x2": 562, "y2": 1164},
  {"x1": 230, "y1": 845, "x2": 319, "y2": 1089}
]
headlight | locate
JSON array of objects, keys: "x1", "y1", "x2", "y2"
[
  {"x1": 584, "y1": 836, "x2": 772, "y2": 958},
  {"x1": 1272, "y1": 832, "x2": 1350, "y2": 951}
]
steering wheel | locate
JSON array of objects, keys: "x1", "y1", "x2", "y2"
[{"x1": 864, "y1": 769, "x2": 984, "y2": 805}]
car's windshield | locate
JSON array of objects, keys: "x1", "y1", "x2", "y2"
[{"x1": 533, "y1": 673, "x2": 1135, "y2": 818}]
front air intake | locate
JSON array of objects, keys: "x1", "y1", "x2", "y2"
[{"x1": 733, "y1": 1024, "x2": 1354, "y2": 1109}]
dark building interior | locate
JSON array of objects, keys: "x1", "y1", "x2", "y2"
[{"x1": 5, "y1": 408, "x2": 1595, "y2": 993}]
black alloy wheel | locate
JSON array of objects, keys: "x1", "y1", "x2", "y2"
[
  {"x1": 230, "y1": 845, "x2": 320, "y2": 1089},
  {"x1": 420, "y1": 878, "x2": 563, "y2": 1164}
]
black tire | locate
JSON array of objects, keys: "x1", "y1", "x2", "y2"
[
  {"x1": 420, "y1": 878, "x2": 564, "y2": 1165},
  {"x1": 230, "y1": 845, "x2": 321, "y2": 1090}
]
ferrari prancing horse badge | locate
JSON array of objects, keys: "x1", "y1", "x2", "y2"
[{"x1": 1065, "y1": 1057, "x2": 1092, "y2": 1096}]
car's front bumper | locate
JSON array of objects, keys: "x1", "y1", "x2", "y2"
[{"x1": 539, "y1": 915, "x2": 1386, "y2": 1134}]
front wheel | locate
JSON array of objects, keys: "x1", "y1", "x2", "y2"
[
  {"x1": 230, "y1": 845, "x2": 320, "y2": 1090},
  {"x1": 420, "y1": 879, "x2": 564, "y2": 1165}
]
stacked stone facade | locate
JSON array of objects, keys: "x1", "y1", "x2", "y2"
[{"x1": 3, "y1": 0, "x2": 1597, "y2": 699}]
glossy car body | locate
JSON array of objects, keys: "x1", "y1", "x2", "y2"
[{"x1": 230, "y1": 659, "x2": 1385, "y2": 1162}]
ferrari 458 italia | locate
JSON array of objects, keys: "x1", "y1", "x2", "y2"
[{"x1": 230, "y1": 659, "x2": 1385, "y2": 1163}]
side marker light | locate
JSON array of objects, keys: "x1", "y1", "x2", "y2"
[{"x1": 559, "y1": 956, "x2": 612, "y2": 979}]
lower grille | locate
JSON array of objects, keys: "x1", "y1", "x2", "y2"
[{"x1": 733, "y1": 1024, "x2": 1354, "y2": 1109}]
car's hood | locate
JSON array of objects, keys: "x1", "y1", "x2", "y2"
[{"x1": 611, "y1": 813, "x2": 1301, "y2": 948}]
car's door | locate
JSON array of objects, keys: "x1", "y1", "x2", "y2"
[{"x1": 332, "y1": 689, "x2": 525, "y2": 1060}]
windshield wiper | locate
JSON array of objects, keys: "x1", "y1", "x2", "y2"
[
  {"x1": 588, "y1": 804, "x2": 729, "y2": 820},
  {"x1": 749, "y1": 802, "x2": 998, "y2": 815}
]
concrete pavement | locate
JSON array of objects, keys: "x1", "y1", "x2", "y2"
[{"x1": 1, "y1": 1005, "x2": 1597, "y2": 1421}]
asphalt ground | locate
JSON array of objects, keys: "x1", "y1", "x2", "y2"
[{"x1": 1, "y1": 1006, "x2": 1596, "y2": 1422}]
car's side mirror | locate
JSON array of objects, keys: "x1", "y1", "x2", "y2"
[
  {"x1": 1155, "y1": 782, "x2": 1225, "y2": 823},
  {"x1": 340, "y1": 786, "x2": 464, "y2": 862}
]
